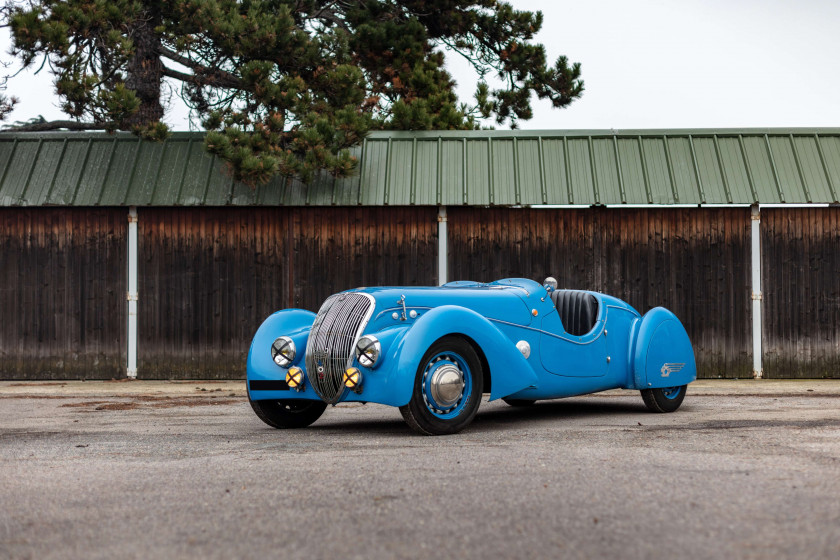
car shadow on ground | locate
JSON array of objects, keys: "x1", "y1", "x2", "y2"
[
  {"x1": 471, "y1": 397, "x2": 650, "y2": 430},
  {"x1": 305, "y1": 397, "x2": 654, "y2": 436}
]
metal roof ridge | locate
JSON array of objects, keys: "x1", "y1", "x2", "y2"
[
  {"x1": 0, "y1": 130, "x2": 206, "y2": 140},
  {"x1": 2, "y1": 127, "x2": 840, "y2": 142},
  {"x1": 365, "y1": 127, "x2": 840, "y2": 139}
]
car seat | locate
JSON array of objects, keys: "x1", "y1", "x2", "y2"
[{"x1": 550, "y1": 290, "x2": 599, "y2": 336}]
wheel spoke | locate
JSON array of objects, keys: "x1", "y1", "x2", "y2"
[
  {"x1": 661, "y1": 386, "x2": 681, "y2": 400},
  {"x1": 421, "y1": 351, "x2": 472, "y2": 419}
]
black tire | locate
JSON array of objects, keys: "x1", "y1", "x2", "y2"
[
  {"x1": 641, "y1": 385, "x2": 687, "y2": 413},
  {"x1": 399, "y1": 336, "x2": 483, "y2": 436},
  {"x1": 502, "y1": 398, "x2": 536, "y2": 407},
  {"x1": 249, "y1": 398, "x2": 327, "y2": 429}
]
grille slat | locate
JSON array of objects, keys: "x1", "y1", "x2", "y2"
[{"x1": 305, "y1": 293, "x2": 374, "y2": 403}]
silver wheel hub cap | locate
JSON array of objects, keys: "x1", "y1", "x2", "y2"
[{"x1": 429, "y1": 364, "x2": 465, "y2": 408}]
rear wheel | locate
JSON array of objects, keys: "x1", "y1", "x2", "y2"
[
  {"x1": 399, "y1": 336, "x2": 483, "y2": 436},
  {"x1": 249, "y1": 398, "x2": 327, "y2": 429},
  {"x1": 641, "y1": 385, "x2": 687, "y2": 413}
]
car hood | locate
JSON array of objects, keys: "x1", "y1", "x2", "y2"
[{"x1": 350, "y1": 278, "x2": 543, "y2": 328}]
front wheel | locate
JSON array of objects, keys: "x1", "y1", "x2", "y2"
[
  {"x1": 249, "y1": 398, "x2": 327, "y2": 429},
  {"x1": 399, "y1": 336, "x2": 483, "y2": 435},
  {"x1": 641, "y1": 385, "x2": 687, "y2": 413}
]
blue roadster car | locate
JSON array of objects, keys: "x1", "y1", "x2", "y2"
[{"x1": 246, "y1": 277, "x2": 696, "y2": 435}]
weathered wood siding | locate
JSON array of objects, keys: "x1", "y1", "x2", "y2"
[
  {"x1": 138, "y1": 207, "x2": 437, "y2": 379},
  {"x1": 137, "y1": 208, "x2": 291, "y2": 379},
  {"x1": 0, "y1": 208, "x2": 126, "y2": 379},
  {"x1": 447, "y1": 207, "x2": 753, "y2": 378},
  {"x1": 4, "y1": 205, "x2": 838, "y2": 380},
  {"x1": 761, "y1": 207, "x2": 840, "y2": 378},
  {"x1": 291, "y1": 207, "x2": 439, "y2": 311}
]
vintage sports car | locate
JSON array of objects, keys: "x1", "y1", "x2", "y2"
[{"x1": 246, "y1": 278, "x2": 696, "y2": 435}]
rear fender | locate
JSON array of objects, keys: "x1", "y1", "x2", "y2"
[
  {"x1": 388, "y1": 305, "x2": 539, "y2": 406},
  {"x1": 630, "y1": 307, "x2": 697, "y2": 389}
]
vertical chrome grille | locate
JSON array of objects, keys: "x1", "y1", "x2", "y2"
[{"x1": 305, "y1": 292, "x2": 375, "y2": 404}]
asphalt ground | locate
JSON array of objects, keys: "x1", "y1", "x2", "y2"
[{"x1": 1, "y1": 380, "x2": 839, "y2": 560}]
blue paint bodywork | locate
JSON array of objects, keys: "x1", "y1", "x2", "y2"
[{"x1": 246, "y1": 278, "x2": 696, "y2": 407}]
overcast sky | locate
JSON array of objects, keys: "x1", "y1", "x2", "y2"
[{"x1": 2, "y1": 0, "x2": 838, "y2": 131}]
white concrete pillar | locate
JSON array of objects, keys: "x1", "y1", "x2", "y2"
[
  {"x1": 127, "y1": 207, "x2": 138, "y2": 378},
  {"x1": 438, "y1": 206, "x2": 447, "y2": 285},
  {"x1": 750, "y1": 204, "x2": 763, "y2": 379}
]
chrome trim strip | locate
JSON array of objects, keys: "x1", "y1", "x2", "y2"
[
  {"x1": 487, "y1": 304, "x2": 633, "y2": 346},
  {"x1": 488, "y1": 317, "x2": 606, "y2": 346},
  {"x1": 348, "y1": 293, "x2": 376, "y2": 368}
]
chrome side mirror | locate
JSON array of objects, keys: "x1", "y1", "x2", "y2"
[{"x1": 543, "y1": 276, "x2": 558, "y2": 293}]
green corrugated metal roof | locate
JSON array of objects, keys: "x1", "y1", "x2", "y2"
[{"x1": 1, "y1": 128, "x2": 839, "y2": 207}]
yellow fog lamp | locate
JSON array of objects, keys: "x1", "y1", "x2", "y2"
[
  {"x1": 343, "y1": 367, "x2": 363, "y2": 393},
  {"x1": 286, "y1": 366, "x2": 304, "y2": 391}
]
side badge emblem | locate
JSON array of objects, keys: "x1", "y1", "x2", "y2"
[{"x1": 660, "y1": 363, "x2": 685, "y2": 377}]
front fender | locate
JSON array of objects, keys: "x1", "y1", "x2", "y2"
[
  {"x1": 383, "y1": 305, "x2": 539, "y2": 406},
  {"x1": 631, "y1": 307, "x2": 697, "y2": 389},
  {"x1": 246, "y1": 309, "x2": 321, "y2": 401}
]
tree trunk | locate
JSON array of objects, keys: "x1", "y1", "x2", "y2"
[{"x1": 124, "y1": 2, "x2": 164, "y2": 129}]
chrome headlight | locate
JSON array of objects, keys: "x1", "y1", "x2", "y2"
[
  {"x1": 355, "y1": 335, "x2": 381, "y2": 368},
  {"x1": 271, "y1": 336, "x2": 296, "y2": 367}
]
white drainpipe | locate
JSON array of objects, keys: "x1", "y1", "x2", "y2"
[
  {"x1": 438, "y1": 206, "x2": 448, "y2": 285},
  {"x1": 750, "y1": 204, "x2": 763, "y2": 379},
  {"x1": 127, "y1": 207, "x2": 139, "y2": 378}
]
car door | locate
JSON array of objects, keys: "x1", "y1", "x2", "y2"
[{"x1": 539, "y1": 308, "x2": 608, "y2": 377}]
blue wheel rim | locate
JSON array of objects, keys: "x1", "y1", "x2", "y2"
[
  {"x1": 661, "y1": 386, "x2": 682, "y2": 400},
  {"x1": 421, "y1": 351, "x2": 472, "y2": 420}
]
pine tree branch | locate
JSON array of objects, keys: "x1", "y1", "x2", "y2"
[
  {"x1": 0, "y1": 120, "x2": 115, "y2": 133},
  {"x1": 310, "y1": 5, "x2": 351, "y2": 32},
  {"x1": 158, "y1": 46, "x2": 242, "y2": 89},
  {"x1": 161, "y1": 65, "x2": 192, "y2": 82},
  {"x1": 161, "y1": 65, "x2": 234, "y2": 90}
]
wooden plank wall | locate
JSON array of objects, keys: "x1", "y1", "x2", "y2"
[
  {"x1": 291, "y1": 207, "x2": 438, "y2": 310},
  {"x1": 761, "y1": 207, "x2": 840, "y2": 378},
  {"x1": 0, "y1": 208, "x2": 126, "y2": 379},
  {"x1": 447, "y1": 207, "x2": 753, "y2": 379},
  {"x1": 138, "y1": 208, "x2": 290, "y2": 379},
  {"x1": 138, "y1": 207, "x2": 437, "y2": 379},
  {"x1": 4, "y1": 205, "x2": 837, "y2": 380}
]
